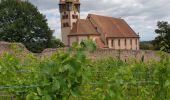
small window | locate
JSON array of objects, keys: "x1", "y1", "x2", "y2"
[
  {"x1": 63, "y1": 23, "x2": 69, "y2": 27},
  {"x1": 95, "y1": 27, "x2": 97, "y2": 30},
  {"x1": 72, "y1": 15, "x2": 78, "y2": 19},
  {"x1": 130, "y1": 39, "x2": 132, "y2": 45},
  {"x1": 76, "y1": 15, "x2": 78, "y2": 19},
  {"x1": 112, "y1": 40, "x2": 114, "y2": 47},
  {"x1": 72, "y1": 15, "x2": 75, "y2": 19},
  {"x1": 62, "y1": 15, "x2": 68, "y2": 19},
  {"x1": 118, "y1": 39, "x2": 120, "y2": 46},
  {"x1": 66, "y1": 23, "x2": 69, "y2": 27},
  {"x1": 107, "y1": 39, "x2": 109, "y2": 45},
  {"x1": 66, "y1": 15, "x2": 68, "y2": 19},
  {"x1": 125, "y1": 39, "x2": 126, "y2": 46},
  {"x1": 136, "y1": 39, "x2": 138, "y2": 45}
]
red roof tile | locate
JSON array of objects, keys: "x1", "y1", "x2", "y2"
[
  {"x1": 95, "y1": 37, "x2": 108, "y2": 48},
  {"x1": 69, "y1": 19, "x2": 100, "y2": 36},
  {"x1": 88, "y1": 14, "x2": 139, "y2": 38}
]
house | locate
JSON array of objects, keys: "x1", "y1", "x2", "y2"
[{"x1": 59, "y1": 0, "x2": 140, "y2": 50}]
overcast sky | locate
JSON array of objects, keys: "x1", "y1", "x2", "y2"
[{"x1": 29, "y1": 0, "x2": 170, "y2": 41}]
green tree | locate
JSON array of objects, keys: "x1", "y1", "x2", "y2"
[
  {"x1": 153, "y1": 21, "x2": 170, "y2": 52},
  {"x1": 140, "y1": 41, "x2": 155, "y2": 50},
  {"x1": 0, "y1": 0, "x2": 53, "y2": 53},
  {"x1": 48, "y1": 36, "x2": 65, "y2": 48}
]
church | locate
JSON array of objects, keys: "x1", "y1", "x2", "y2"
[{"x1": 59, "y1": 0, "x2": 140, "y2": 50}]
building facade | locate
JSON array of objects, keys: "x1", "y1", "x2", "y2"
[
  {"x1": 59, "y1": 0, "x2": 140, "y2": 50},
  {"x1": 59, "y1": 0, "x2": 80, "y2": 46}
]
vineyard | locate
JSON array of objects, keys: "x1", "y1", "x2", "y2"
[{"x1": 0, "y1": 43, "x2": 170, "y2": 100}]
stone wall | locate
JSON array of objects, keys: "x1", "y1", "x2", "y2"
[
  {"x1": 41, "y1": 48, "x2": 160, "y2": 62},
  {"x1": 0, "y1": 41, "x2": 29, "y2": 56},
  {"x1": 87, "y1": 49, "x2": 160, "y2": 62},
  {"x1": 0, "y1": 41, "x2": 162, "y2": 62}
]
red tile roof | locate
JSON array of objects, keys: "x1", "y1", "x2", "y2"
[
  {"x1": 69, "y1": 19, "x2": 100, "y2": 36},
  {"x1": 88, "y1": 14, "x2": 139, "y2": 38},
  {"x1": 95, "y1": 37, "x2": 108, "y2": 48}
]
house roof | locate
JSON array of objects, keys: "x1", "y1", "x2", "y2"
[
  {"x1": 69, "y1": 19, "x2": 100, "y2": 36},
  {"x1": 87, "y1": 14, "x2": 139, "y2": 38},
  {"x1": 95, "y1": 37, "x2": 108, "y2": 48}
]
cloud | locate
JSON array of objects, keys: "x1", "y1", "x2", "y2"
[
  {"x1": 29, "y1": 0, "x2": 170, "y2": 41},
  {"x1": 40, "y1": 9, "x2": 61, "y2": 39},
  {"x1": 29, "y1": 0, "x2": 58, "y2": 10}
]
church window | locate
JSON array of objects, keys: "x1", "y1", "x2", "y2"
[
  {"x1": 66, "y1": 15, "x2": 68, "y2": 19},
  {"x1": 59, "y1": 4, "x2": 63, "y2": 11},
  {"x1": 72, "y1": 15, "x2": 74, "y2": 19},
  {"x1": 112, "y1": 39, "x2": 114, "y2": 47},
  {"x1": 95, "y1": 27, "x2": 97, "y2": 30},
  {"x1": 62, "y1": 15, "x2": 68, "y2": 19},
  {"x1": 66, "y1": 3, "x2": 72, "y2": 11},
  {"x1": 118, "y1": 39, "x2": 120, "y2": 46},
  {"x1": 130, "y1": 39, "x2": 132, "y2": 45},
  {"x1": 72, "y1": 15, "x2": 78, "y2": 19},
  {"x1": 65, "y1": 23, "x2": 69, "y2": 27},
  {"x1": 107, "y1": 39, "x2": 109, "y2": 45},
  {"x1": 76, "y1": 15, "x2": 78, "y2": 19},
  {"x1": 63, "y1": 23, "x2": 69, "y2": 27}
]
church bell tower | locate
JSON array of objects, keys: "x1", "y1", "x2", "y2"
[{"x1": 59, "y1": 0, "x2": 80, "y2": 46}]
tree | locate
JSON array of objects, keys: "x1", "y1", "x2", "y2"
[
  {"x1": 153, "y1": 21, "x2": 170, "y2": 52},
  {"x1": 48, "y1": 36, "x2": 65, "y2": 48},
  {"x1": 140, "y1": 41, "x2": 155, "y2": 50},
  {"x1": 0, "y1": 0, "x2": 54, "y2": 53}
]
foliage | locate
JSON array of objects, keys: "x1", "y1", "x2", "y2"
[
  {"x1": 0, "y1": 45, "x2": 40, "y2": 99},
  {"x1": 48, "y1": 37, "x2": 65, "y2": 48},
  {"x1": 71, "y1": 39, "x2": 97, "y2": 53},
  {"x1": 80, "y1": 39, "x2": 97, "y2": 52},
  {"x1": 78, "y1": 55, "x2": 170, "y2": 100},
  {"x1": 0, "y1": 42, "x2": 170, "y2": 100},
  {"x1": 140, "y1": 41, "x2": 155, "y2": 50},
  {"x1": 0, "y1": 0, "x2": 56, "y2": 53},
  {"x1": 153, "y1": 21, "x2": 170, "y2": 52},
  {"x1": 28, "y1": 48, "x2": 90, "y2": 100},
  {"x1": 0, "y1": 42, "x2": 91, "y2": 100}
]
